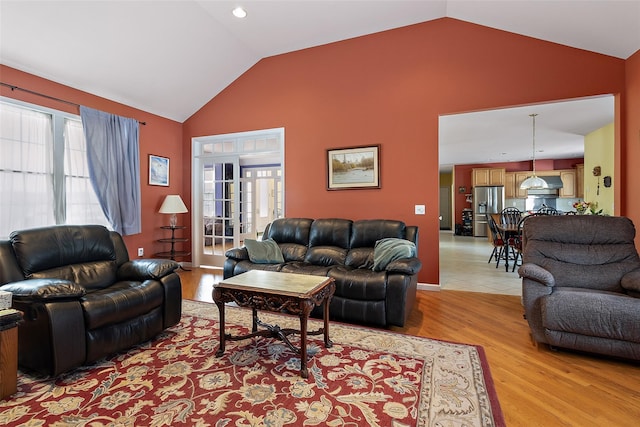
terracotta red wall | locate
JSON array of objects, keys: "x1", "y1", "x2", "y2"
[
  {"x1": 624, "y1": 50, "x2": 640, "y2": 246},
  {"x1": 184, "y1": 18, "x2": 626, "y2": 284},
  {"x1": 0, "y1": 65, "x2": 185, "y2": 258}
]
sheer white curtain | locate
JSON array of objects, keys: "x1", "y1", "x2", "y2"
[
  {"x1": 64, "y1": 119, "x2": 111, "y2": 226},
  {"x1": 0, "y1": 103, "x2": 55, "y2": 237},
  {"x1": 0, "y1": 100, "x2": 109, "y2": 239}
]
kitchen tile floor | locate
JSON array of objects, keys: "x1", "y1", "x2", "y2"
[{"x1": 439, "y1": 230, "x2": 522, "y2": 296}]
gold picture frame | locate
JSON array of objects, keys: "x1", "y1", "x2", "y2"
[{"x1": 327, "y1": 145, "x2": 380, "y2": 190}]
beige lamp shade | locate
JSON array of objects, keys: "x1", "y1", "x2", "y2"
[{"x1": 159, "y1": 195, "x2": 188, "y2": 227}]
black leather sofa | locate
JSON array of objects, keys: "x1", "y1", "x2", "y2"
[
  {"x1": 224, "y1": 218, "x2": 421, "y2": 327},
  {"x1": 0, "y1": 225, "x2": 182, "y2": 376}
]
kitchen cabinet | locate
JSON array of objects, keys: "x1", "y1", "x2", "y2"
[
  {"x1": 576, "y1": 164, "x2": 584, "y2": 198},
  {"x1": 506, "y1": 170, "x2": 576, "y2": 198},
  {"x1": 505, "y1": 172, "x2": 529, "y2": 198},
  {"x1": 505, "y1": 172, "x2": 515, "y2": 198},
  {"x1": 559, "y1": 170, "x2": 576, "y2": 198},
  {"x1": 515, "y1": 172, "x2": 530, "y2": 198},
  {"x1": 472, "y1": 168, "x2": 505, "y2": 186}
]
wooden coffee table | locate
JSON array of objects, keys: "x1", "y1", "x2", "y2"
[{"x1": 212, "y1": 270, "x2": 335, "y2": 378}]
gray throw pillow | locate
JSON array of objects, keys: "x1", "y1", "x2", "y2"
[
  {"x1": 373, "y1": 238, "x2": 416, "y2": 271},
  {"x1": 244, "y1": 238, "x2": 285, "y2": 264}
]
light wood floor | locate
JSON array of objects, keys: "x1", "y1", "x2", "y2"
[{"x1": 178, "y1": 268, "x2": 640, "y2": 427}]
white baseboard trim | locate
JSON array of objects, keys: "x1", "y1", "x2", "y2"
[{"x1": 417, "y1": 282, "x2": 441, "y2": 291}]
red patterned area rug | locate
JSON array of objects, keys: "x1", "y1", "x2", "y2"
[{"x1": 1, "y1": 300, "x2": 504, "y2": 427}]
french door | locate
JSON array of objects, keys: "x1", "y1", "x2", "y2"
[
  {"x1": 199, "y1": 156, "x2": 239, "y2": 266},
  {"x1": 192, "y1": 128, "x2": 284, "y2": 268}
]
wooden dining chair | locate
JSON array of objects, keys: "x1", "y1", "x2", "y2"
[
  {"x1": 511, "y1": 212, "x2": 546, "y2": 271},
  {"x1": 500, "y1": 207, "x2": 522, "y2": 227},
  {"x1": 487, "y1": 215, "x2": 506, "y2": 268},
  {"x1": 536, "y1": 206, "x2": 561, "y2": 215}
]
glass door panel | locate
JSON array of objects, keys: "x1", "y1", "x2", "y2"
[
  {"x1": 200, "y1": 157, "x2": 238, "y2": 266},
  {"x1": 243, "y1": 166, "x2": 282, "y2": 239}
]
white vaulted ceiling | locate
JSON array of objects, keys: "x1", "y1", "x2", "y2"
[
  {"x1": 1, "y1": 0, "x2": 638, "y2": 122},
  {"x1": 1, "y1": 1, "x2": 638, "y2": 168}
]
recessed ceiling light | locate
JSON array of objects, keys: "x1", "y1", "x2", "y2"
[{"x1": 232, "y1": 7, "x2": 247, "y2": 18}]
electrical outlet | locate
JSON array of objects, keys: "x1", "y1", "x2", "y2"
[
  {"x1": 415, "y1": 205, "x2": 426, "y2": 215},
  {"x1": 137, "y1": 248, "x2": 144, "y2": 257}
]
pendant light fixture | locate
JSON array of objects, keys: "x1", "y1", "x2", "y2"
[{"x1": 520, "y1": 113, "x2": 549, "y2": 190}]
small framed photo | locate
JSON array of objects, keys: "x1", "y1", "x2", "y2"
[
  {"x1": 149, "y1": 154, "x2": 169, "y2": 186},
  {"x1": 327, "y1": 145, "x2": 380, "y2": 190}
]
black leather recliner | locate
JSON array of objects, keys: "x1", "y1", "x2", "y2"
[
  {"x1": 0, "y1": 225, "x2": 182, "y2": 376},
  {"x1": 224, "y1": 218, "x2": 421, "y2": 327}
]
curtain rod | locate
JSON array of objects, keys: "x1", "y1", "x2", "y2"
[{"x1": 0, "y1": 82, "x2": 146, "y2": 125}]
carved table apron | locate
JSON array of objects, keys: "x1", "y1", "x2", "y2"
[{"x1": 212, "y1": 270, "x2": 335, "y2": 378}]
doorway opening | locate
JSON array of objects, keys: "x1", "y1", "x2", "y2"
[{"x1": 438, "y1": 95, "x2": 615, "y2": 293}]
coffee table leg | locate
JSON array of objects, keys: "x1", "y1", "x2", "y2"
[
  {"x1": 323, "y1": 297, "x2": 333, "y2": 348},
  {"x1": 215, "y1": 300, "x2": 226, "y2": 357},
  {"x1": 299, "y1": 312, "x2": 308, "y2": 378},
  {"x1": 252, "y1": 307, "x2": 258, "y2": 333}
]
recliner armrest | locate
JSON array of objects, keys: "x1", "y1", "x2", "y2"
[
  {"x1": 621, "y1": 267, "x2": 640, "y2": 297},
  {"x1": 518, "y1": 263, "x2": 555, "y2": 287},
  {"x1": 0, "y1": 278, "x2": 85, "y2": 301},
  {"x1": 385, "y1": 257, "x2": 422, "y2": 275},
  {"x1": 117, "y1": 259, "x2": 179, "y2": 281}
]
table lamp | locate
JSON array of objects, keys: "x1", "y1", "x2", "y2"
[{"x1": 159, "y1": 195, "x2": 188, "y2": 227}]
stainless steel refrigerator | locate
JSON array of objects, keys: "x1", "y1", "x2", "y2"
[{"x1": 473, "y1": 186, "x2": 505, "y2": 237}]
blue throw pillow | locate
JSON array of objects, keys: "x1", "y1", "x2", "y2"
[
  {"x1": 372, "y1": 238, "x2": 416, "y2": 271},
  {"x1": 244, "y1": 238, "x2": 285, "y2": 264}
]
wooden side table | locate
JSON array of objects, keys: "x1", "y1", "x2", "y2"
[
  {"x1": 155, "y1": 225, "x2": 191, "y2": 271},
  {"x1": 0, "y1": 309, "x2": 23, "y2": 400}
]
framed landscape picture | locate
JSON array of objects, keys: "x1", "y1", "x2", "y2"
[
  {"x1": 327, "y1": 145, "x2": 380, "y2": 190},
  {"x1": 149, "y1": 154, "x2": 169, "y2": 186}
]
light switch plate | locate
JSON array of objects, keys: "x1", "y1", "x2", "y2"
[{"x1": 415, "y1": 204, "x2": 426, "y2": 215}]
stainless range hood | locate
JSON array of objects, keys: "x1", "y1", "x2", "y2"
[
  {"x1": 538, "y1": 176, "x2": 563, "y2": 189},
  {"x1": 526, "y1": 175, "x2": 563, "y2": 197}
]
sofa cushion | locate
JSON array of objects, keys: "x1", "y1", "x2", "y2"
[
  {"x1": 542, "y1": 288, "x2": 640, "y2": 343},
  {"x1": 266, "y1": 218, "x2": 313, "y2": 262},
  {"x1": 345, "y1": 247, "x2": 375, "y2": 269},
  {"x1": 81, "y1": 280, "x2": 165, "y2": 330},
  {"x1": 267, "y1": 218, "x2": 313, "y2": 245},
  {"x1": 280, "y1": 262, "x2": 331, "y2": 276},
  {"x1": 373, "y1": 238, "x2": 416, "y2": 271},
  {"x1": 244, "y1": 239, "x2": 285, "y2": 264},
  {"x1": 319, "y1": 295, "x2": 386, "y2": 327},
  {"x1": 329, "y1": 266, "x2": 387, "y2": 300},
  {"x1": 523, "y1": 216, "x2": 640, "y2": 292},
  {"x1": 308, "y1": 219, "x2": 352, "y2": 248},
  {"x1": 10, "y1": 225, "x2": 116, "y2": 277},
  {"x1": 29, "y1": 261, "x2": 118, "y2": 291},
  {"x1": 232, "y1": 260, "x2": 283, "y2": 275},
  {"x1": 305, "y1": 246, "x2": 348, "y2": 266},
  {"x1": 350, "y1": 220, "x2": 405, "y2": 248}
]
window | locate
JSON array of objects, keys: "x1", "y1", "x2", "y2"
[{"x1": 0, "y1": 98, "x2": 109, "y2": 238}]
